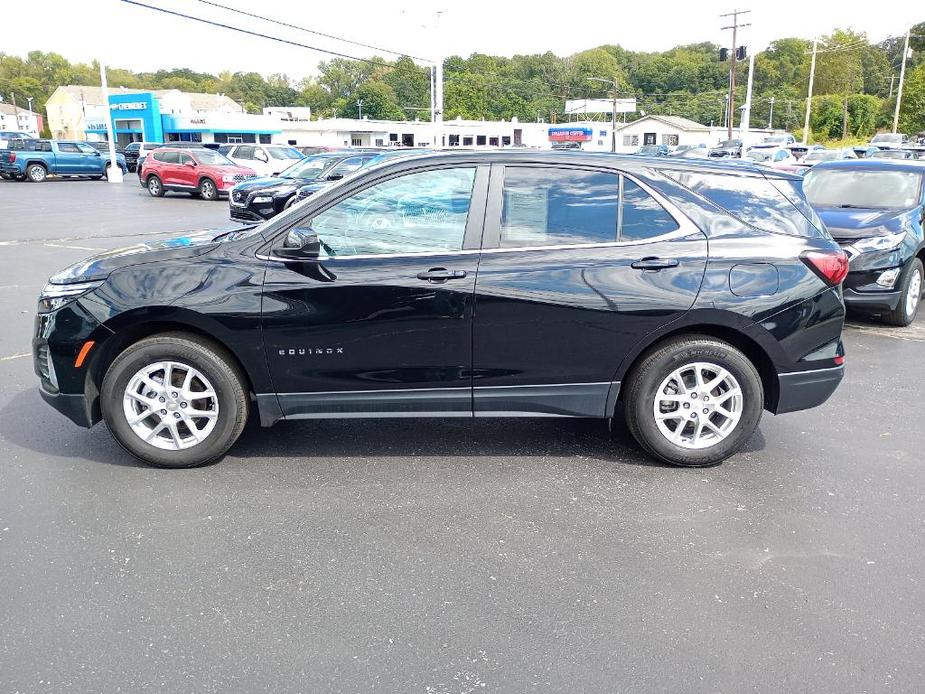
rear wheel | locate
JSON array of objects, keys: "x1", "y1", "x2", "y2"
[
  {"x1": 198, "y1": 178, "x2": 218, "y2": 201},
  {"x1": 146, "y1": 175, "x2": 164, "y2": 197},
  {"x1": 623, "y1": 336, "x2": 763, "y2": 467},
  {"x1": 100, "y1": 333, "x2": 249, "y2": 468},
  {"x1": 883, "y1": 258, "x2": 923, "y2": 327},
  {"x1": 26, "y1": 163, "x2": 47, "y2": 182}
]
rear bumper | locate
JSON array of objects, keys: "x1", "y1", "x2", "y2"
[
  {"x1": 39, "y1": 388, "x2": 94, "y2": 428},
  {"x1": 775, "y1": 365, "x2": 844, "y2": 414},
  {"x1": 843, "y1": 288, "x2": 902, "y2": 313}
]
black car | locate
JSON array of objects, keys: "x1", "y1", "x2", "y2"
[
  {"x1": 803, "y1": 160, "x2": 925, "y2": 326},
  {"x1": 89, "y1": 141, "x2": 125, "y2": 155},
  {"x1": 34, "y1": 151, "x2": 847, "y2": 469},
  {"x1": 291, "y1": 149, "x2": 431, "y2": 205},
  {"x1": 228, "y1": 151, "x2": 357, "y2": 222}
]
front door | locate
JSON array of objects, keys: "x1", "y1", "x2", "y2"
[
  {"x1": 260, "y1": 164, "x2": 489, "y2": 418},
  {"x1": 471, "y1": 164, "x2": 707, "y2": 417}
]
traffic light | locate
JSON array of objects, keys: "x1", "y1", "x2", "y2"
[
  {"x1": 736, "y1": 46, "x2": 747, "y2": 61},
  {"x1": 719, "y1": 48, "x2": 729, "y2": 61}
]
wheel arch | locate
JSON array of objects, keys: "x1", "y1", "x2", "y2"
[
  {"x1": 613, "y1": 314, "x2": 782, "y2": 413},
  {"x1": 83, "y1": 308, "x2": 266, "y2": 424}
]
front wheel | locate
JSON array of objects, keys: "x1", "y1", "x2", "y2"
[
  {"x1": 198, "y1": 178, "x2": 218, "y2": 201},
  {"x1": 883, "y1": 258, "x2": 923, "y2": 327},
  {"x1": 623, "y1": 336, "x2": 763, "y2": 467},
  {"x1": 100, "y1": 334, "x2": 249, "y2": 468}
]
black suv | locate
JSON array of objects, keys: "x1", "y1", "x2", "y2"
[{"x1": 34, "y1": 151, "x2": 848, "y2": 469}]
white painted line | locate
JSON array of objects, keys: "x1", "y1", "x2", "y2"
[
  {"x1": 43, "y1": 243, "x2": 100, "y2": 251},
  {"x1": 0, "y1": 352, "x2": 30, "y2": 362}
]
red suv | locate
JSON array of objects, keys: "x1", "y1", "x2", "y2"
[{"x1": 140, "y1": 147, "x2": 256, "y2": 201}]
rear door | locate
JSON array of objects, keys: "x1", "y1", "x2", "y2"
[
  {"x1": 259, "y1": 164, "x2": 489, "y2": 418},
  {"x1": 54, "y1": 142, "x2": 83, "y2": 174},
  {"x1": 471, "y1": 163, "x2": 708, "y2": 417}
]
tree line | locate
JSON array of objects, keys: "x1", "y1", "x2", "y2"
[{"x1": 2, "y1": 22, "x2": 924, "y2": 142}]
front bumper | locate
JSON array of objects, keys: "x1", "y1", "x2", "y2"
[
  {"x1": 775, "y1": 365, "x2": 844, "y2": 414},
  {"x1": 843, "y1": 287, "x2": 902, "y2": 313},
  {"x1": 39, "y1": 388, "x2": 94, "y2": 428}
]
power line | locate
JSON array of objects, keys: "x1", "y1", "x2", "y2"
[
  {"x1": 192, "y1": 0, "x2": 433, "y2": 64},
  {"x1": 120, "y1": 0, "x2": 401, "y2": 68}
]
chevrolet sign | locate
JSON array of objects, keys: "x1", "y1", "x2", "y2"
[{"x1": 110, "y1": 102, "x2": 147, "y2": 111}]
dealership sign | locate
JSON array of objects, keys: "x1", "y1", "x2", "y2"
[
  {"x1": 110, "y1": 101, "x2": 147, "y2": 111},
  {"x1": 548, "y1": 126, "x2": 593, "y2": 142}
]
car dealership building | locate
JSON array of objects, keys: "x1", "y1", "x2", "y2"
[{"x1": 45, "y1": 86, "x2": 282, "y2": 147}]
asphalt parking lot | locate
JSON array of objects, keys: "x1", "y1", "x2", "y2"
[{"x1": 1, "y1": 176, "x2": 924, "y2": 693}]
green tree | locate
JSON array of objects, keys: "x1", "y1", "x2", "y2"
[{"x1": 342, "y1": 81, "x2": 405, "y2": 120}]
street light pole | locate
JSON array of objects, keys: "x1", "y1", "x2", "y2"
[
  {"x1": 357, "y1": 99, "x2": 363, "y2": 120},
  {"x1": 98, "y1": 60, "x2": 123, "y2": 184},
  {"x1": 893, "y1": 27, "x2": 911, "y2": 134},
  {"x1": 768, "y1": 96, "x2": 775, "y2": 129},
  {"x1": 803, "y1": 36, "x2": 821, "y2": 145}
]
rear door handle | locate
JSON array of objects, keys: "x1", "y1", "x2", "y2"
[
  {"x1": 416, "y1": 268, "x2": 468, "y2": 282},
  {"x1": 631, "y1": 257, "x2": 679, "y2": 271}
]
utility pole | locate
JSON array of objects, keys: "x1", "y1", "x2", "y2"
[
  {"x1": 889, "y1": 74, "x2": 896, "y2": 98},
  {"x1": 357, "y1": 99, "x2": 363, "y2": 120},
  {"x1": 768, "y1": 96, "x2": 775, "y2": 129},
  {"x1": 803, "y1": 36, "x2": 822, "y2": 145},
  {"x1": 893, "y1": 28, "x2": 911, "y2": 134},
  {"x1": 721, "y1": 9, "x2": 750, "y2": 142}
]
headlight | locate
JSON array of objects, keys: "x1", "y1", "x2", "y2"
[
  {"x1": 38, "y1": 280, "x2": 103, "y2": 313},
  {"x1": 852, "y1": 231, "x2": 906, "y2": 253}
]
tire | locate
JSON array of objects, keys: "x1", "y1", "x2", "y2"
[
  {"x1": 198, "y1": 177, "x2": 218, "y2": 201},
  {"x1": 90, "y1": 175, "x2": 103, "y2": 181},
  {"x1": 623, "y1": 336, "x2": 764, "y2": 467},
  {"x1": 883, "y1": 258, "x2": 923, "y2": 327},
  {"x1": 26, "y1": 163, "x2": 47, "y2": 182},
  {"x1": 128, "y1": 165, "x2": 136, "y2": 173},
  {"x1": 100, "y1": 333, "x2": 249, "y2": 468},
  {"x1": 146, "y1": 175, "x2": 164, "y2": 197},
  {"x1": 0, "y1": 173, "x2": 10, "y2": 180}
]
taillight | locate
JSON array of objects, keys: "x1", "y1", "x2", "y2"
[
  {"x1": 801, "y1": 250, "x2": 849, "y2": 286},
  {"x1": 9, "y1": 152, "x2": 15, "y2": 163}
]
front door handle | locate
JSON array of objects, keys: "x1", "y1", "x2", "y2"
[
  {"x1": 416, "y1": 268, "x2": 468, "y2": 282},
  {"x1": 631, "y1": 257, "x2": 680, "y2": 271}
]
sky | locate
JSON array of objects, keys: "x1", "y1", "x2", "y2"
[{"x1": 7, "y1": 0, "x2": 923, "y2": 82}]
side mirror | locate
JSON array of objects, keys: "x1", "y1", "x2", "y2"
[
  {"x1": 274, "y1": 227, "x2": 321, "y2": 261},
  {"x1": 93, "y1": 151, "x2": 101, "y2": 156},
  {"x1": 185, "y1": 160, "x2": 197, "y2": 167}
]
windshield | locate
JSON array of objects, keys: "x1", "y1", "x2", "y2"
[
  {"x1": 193, "y1": 149, "x2": 236, "y2": 165},
  {"x1": 805, "y1": 151, "x2": 840, "y2": 162},
  {"x1": 279, "y1": 154, "x2": 338, "y2": 179},
  {"x1": 871, "y1": 134, "x2": 902, "y2": 144},
  {"x1": 746, "y1": 149, "x2": 774, "y2": 162},
  {"x1": 717, "y1": 140, "x2": 741, "y2": 148},
  {"x1": 804, "y1": 169, "x2": 923, "y2": 209},
  {"x1": 267, "y1": 146, "x2": 303, "y2": 160}
]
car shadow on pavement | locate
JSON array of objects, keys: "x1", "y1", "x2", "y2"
[{"x1": 0, "y1": 388, "x2": 767, "y2": 470}]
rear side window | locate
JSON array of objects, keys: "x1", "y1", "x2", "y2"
[
  {"x1": 500, "y1": 167, "x2": 619, "y2": 247},
  {"x1": 667, "y1": 171, "x2": 825, "y2": 238},
  {"x1": 620, "y1": 179, "x2": 679, "y2": 241},
  {"x1": 58, "y1": 143, "x2": 80, "y2": 153}
]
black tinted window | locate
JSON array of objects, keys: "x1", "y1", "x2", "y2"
[
  {"x1": 667, "y1": 171, "x2": 825, "y2": 239},
  {"x1": 620, "y1": 179, "x2": 679, "y2": 241},
  {"x1": 500, "y1": 167, "x2": 619, "y2": 247}
]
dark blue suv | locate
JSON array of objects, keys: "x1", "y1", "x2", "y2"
[
  {"x1": 34, "y1": 151, "x2": 847, "y2": 469},
  {"x1": 804, "y1": 160, "x2": 925, "y2": 326}
]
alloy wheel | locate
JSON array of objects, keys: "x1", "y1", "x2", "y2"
[
  {"x1": 148, "y1": 178, "x2": 160, "y2": 195},
  {"x1": 122, "y1": 361, "x2": 219, "y2": 450},
  {"x1": 906, "y1": 267, "x2": 922, "y2": 319},
  {"x1": 652, "y1": 362, "x2": 743, "y2": 449}
]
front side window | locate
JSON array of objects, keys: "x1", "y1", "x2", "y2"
[
  {"x1": 308, "y1": 167, "x2": 476, "y2": 257},
  {"x1": 327, "y1": 156, "x2": 372, "y2": 178},
  {"x1": 76, "y1": 143, "x2": 97, "y2": 154},
  {"x1": 177, "y1": 153, "x2": 194, "y2": 165}
]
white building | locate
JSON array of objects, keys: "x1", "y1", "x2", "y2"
[
  {"x1": 612, "y1": 114, "x2": 780, "y2": 152},
  {"x1": 272, "y1": 116, "x2": 552, "y2": 149},
  {"x1": 0, "y1": 103, "x2": 41, "y2": 137}
]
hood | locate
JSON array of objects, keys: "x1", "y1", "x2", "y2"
[
  {"x1": 815, "y1": 206, "x2": 915, "y2": 241},
  {"x1": 232, "y1": 175, "x2": 303, "y2": 192},
  {"x1": 48, "y1": 228, "x2": 241, "y2": 284}
]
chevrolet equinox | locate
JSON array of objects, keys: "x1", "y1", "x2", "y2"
[{"x1": 34, "y1": 151, "x2": 848, "y2": 468}]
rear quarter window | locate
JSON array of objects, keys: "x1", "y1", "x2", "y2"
[{"x1": 665, "y1": 171, "x2": 826, "y2": 239}]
